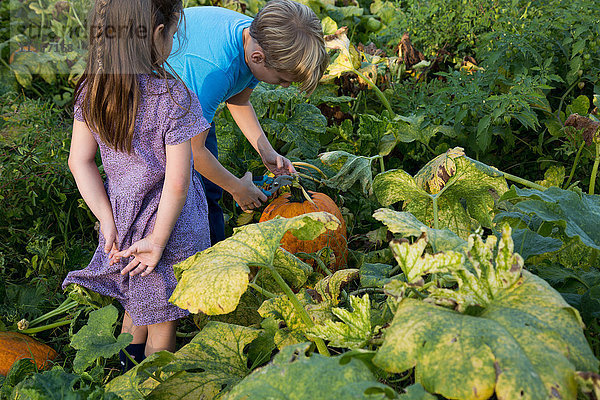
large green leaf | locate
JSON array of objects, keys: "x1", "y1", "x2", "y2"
[
  {"x1": 106, "y1": 322, "x2": 260, "y2": 400},
  {"x1": 69, "y1": 305, "x2": 132, "y2": 373},
  {"x1": 319, "y1": 150, "x2": 375, "y2": 195},
  {"x1": 261, "y1": 103, "x2": 326, "y2": 159},
  {"x1": 257, "y1": 270, "x2": 359, "y2": 348},
  {"x1": 502, "y1": 186, "x2": 600, "y2": 250},
  {"x1": 322, "y1": 27, "x2": 362, "y2": 81},
  {"x1": 507, "y1": 228, "x2": 562, "y2": 261},
  {"x1": 105, "y1": 352, "x2": 176, "y2": 399},
  {"x1": 360, "y1": 262, "x2": 395, "y2": 288},
  {"x1": 250, "y1": 83, "x2": 299, "y2": 118},
  {"x1": 307, "y1": 294, "x2": 372, "y2": 348},
  {"x1": 373, "y1": 226, "x2": 599, "y2": 400},
  {"x1": 10, "y1": 367, "x2": 118, "y2": 400},
  {"x1": 152, "y1": 322, "x2": 261, "y2": 399},
  {"x1": 373, "y1": 151, "x2": 508, "y2": 238},
  {"x1": 314, "y1": 268, "x2": 359, "y2": 304},
  {"x1": 224, "y1": 343, "x2": 397, "y2": 399},
  {"x1": 170, "y1": 212, "x2": 340, "y2": 315},
  {"x1": 10, "y1": 367, "x2": 79, "y2": 400},
  {"x1": 258, "y1": 291, "x2": 331, "y2": 349},
  {"x1": 373, "y1": 208, "x2": 467, "y2": 252},
  {"x1": 254, "y1": 247, "x2": 313, "y2": 294}
]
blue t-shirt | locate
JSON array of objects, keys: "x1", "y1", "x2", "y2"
[{"x1": 168, "y1": 7, "x2": 259, "y2": 123}]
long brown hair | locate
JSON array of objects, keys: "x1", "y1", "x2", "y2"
[{"x1": 75, "y1": 0, "x2": 184, "y2": 153}]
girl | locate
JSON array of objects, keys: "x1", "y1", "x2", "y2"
[{"x1": 62, "y1": 0, "x2": 211, "y2": 370}]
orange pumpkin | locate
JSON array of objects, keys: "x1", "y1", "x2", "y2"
[
  {"x1": 260, "y1": 187, "x2": 348, "y2": 271},
  {"x1": 0, "y1": 331, "x2": 58, "y2": 376},
  {"x1": 8, "y1": 46, "x2": 37, "y2": 64}
]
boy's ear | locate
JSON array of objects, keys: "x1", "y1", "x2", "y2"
[{"x1": 249, "y1": 49, "x2": 265, "y2": 64}]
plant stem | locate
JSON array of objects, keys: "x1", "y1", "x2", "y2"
[
  {"x1": 296, "y1": 172, "x2": 322, "y2": 185},
  {"x1": 292, "y1": 162, "x2": 327, "y2": 179},
  {"x1": 432, "y1": 195, "x2": 439, "y2": 230},
  {"x1": 589, "y1": 142, "x2": 600, "y2": 195},
  {"x1": 423, "y1": 142, "x2": 437, "y2": 155},
  {"x1": 19, "y1": 319, "x2": 71, "y2": 334},
  {"x1": 122, "y1": 349, "x2": 164, "y2": 384},
  {"x1": 500, "y1": 171, "x2": 546, "y2": 191},
  {"x1": 296, "y1": 251, "x2": 332, "y2": 276},
  {"x1": 564, "y1": 141, "x2": 586, "y2": 189},
  {"x1": 263, "y1": 263, "x2": 330, "y2": 356},
  {"x1": 379, "y1": 156, "x2": 385, "y2": 173},
  {"x1": 248, "y1": 282, "x2": 277, "y2": 299},
  {"x1": 556, "y1": 80, "x2": 580, "y2": 124},
  {"x1": 28, "y1": 298, "x2": 78, "y2": 327},
  {"x1": 352, "y1": 68, "x2": 394, "y2": 115}
]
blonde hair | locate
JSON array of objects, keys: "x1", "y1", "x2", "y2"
[{"x1": 249, "y1": 0, "x2": 328, "y2": 93}]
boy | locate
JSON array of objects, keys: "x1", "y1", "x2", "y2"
[{"x1": 168, "y1": 0, "x2": 329, "y2": 245}]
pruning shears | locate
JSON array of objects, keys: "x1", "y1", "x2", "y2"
[
  {"x1": 252, "y1": 174, "x2": 294, "y2": 197},
  {"x1": 236, "y1": 174, "x2": 294, "y2": 209}
]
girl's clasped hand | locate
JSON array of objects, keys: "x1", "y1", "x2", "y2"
[{"x1": 108, "y1": 236, "x2": 165, "y2": 277}]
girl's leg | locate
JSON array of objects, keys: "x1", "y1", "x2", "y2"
[
  {"x1": 122, "y1": 310, "x2": 148, "y2": 343},
  {"x1": 120, "y1": 311, "x2": 148, "y2": 371},
  {"x1": 146, "y1": 319, "x2": 177, "y2": 356}
]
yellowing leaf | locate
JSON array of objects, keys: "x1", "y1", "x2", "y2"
[
  {"x1": 414, "y1": 147, "x2": 464, "y2": 194},
  {"x1": 307, "y1": 294, "x2": 372, "y2": 348},
  {"x1": 373, "y1": 226, "x2": 598, "y2": 400},
  {"x1": 170, "y1": 212, "x2": 340, "y2": 315},
  {"x1": 226, "y1": 343, "x2": 397, "y2": 399}
]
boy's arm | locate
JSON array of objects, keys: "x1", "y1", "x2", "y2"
[
  {"x1": 68, "y1": 120, "x2": 117, "y2": 254},
  {"x1": 225, "y1": 87, "x2": 295, "y2": 175},
  {"x1": 191, "y1": 129, "x2": 268, "y2": 211}
]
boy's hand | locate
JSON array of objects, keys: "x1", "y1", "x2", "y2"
[
  {"x1": 113, "y1": 236, "x2": 166, "y2": 277},
  {"x1": 261, "y1": 150, "x2": 296, "y2": 176},
  {"x1": 233, "y1": 172, "x2": 268, "y2": 212}
]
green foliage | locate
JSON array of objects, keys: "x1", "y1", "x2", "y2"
[
  {"x1": 170, "y1": 212, "x2": 340, "y2": 315},
  {"x1": 0, "y1": 94, "x2": 95, "y2": 279},
  {"x1": 225, "y1": 342, "x2": 397, "y2": 399},
  {"x1": 1, "y1": 359, "x2": 37, "y2": 399},
  {"x1": 5, "y1": 0, "x2": 89, "y2": 105},
  {"x1": 9, "y1": 366, "x2": 118, "y2": 400},
  {"x1": 69, "y1": 305, "x2": 132, "y2": 373},
  {"x1": 105, "y1": 322, "x2": 261, "y2": 399},
  {"x1": 3, "y1": 0, "x2": 600, "y2": 396},
  {"x1": 373, "y1": 149, "x2": 508, "y2": 238},
  {"x1": 499, "y1": 186, "x2": 600, "y2": 250},
  {"x1": 319, "y1": 150, "x2": 377, "y2": 195},
  {"x1": 373, "y1": 226, "x2": 599, "y2": 399},
  {"x1": 257, "y1": 269, "x2": 360, "y2": 348},
  {"x1": 531, "y1": 263, "x2": 600, "y2": 323},
  {"x1": 307, "y1": 294, "x2": 372, "y2": 348}
]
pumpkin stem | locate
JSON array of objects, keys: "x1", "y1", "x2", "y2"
[{"x1": 289, "y1": 177, "x2": 316, "y2": 205}]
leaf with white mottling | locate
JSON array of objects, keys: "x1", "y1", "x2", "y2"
[
  {"x1": 308, "y1": 295, "x2": 372, "y2": 348},
  {"x1": 373, "y1": 226, "x2": 599, "y2": 400},
  {"x1": 170, "y1": 212, "x2": 339, "y2": 315},
  {"x1": 373, "y1": 208, "x2": 467, "y2": 252},
  {"x1": 225, "y1": 343, "x2": 396, "y2": 399},
  {"x1": 319, "y1": 151, "x2": 375, "y2": 195}
]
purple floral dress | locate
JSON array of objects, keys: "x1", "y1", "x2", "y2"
[{"x1": 63, "y1": 75, "x2": 211, "y2": 326}]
